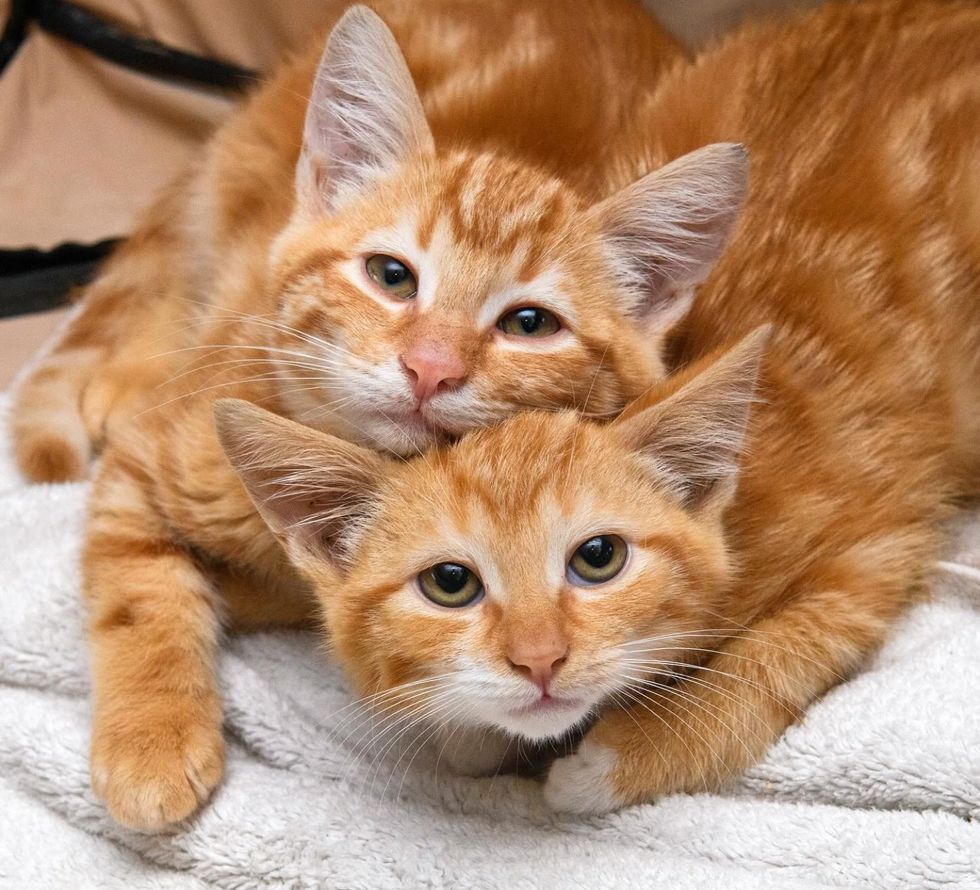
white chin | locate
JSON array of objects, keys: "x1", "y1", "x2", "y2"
[
  {"x1": 347, "y1": 410, "x2": 441, "y2": 455},
  {"x1": 488, "y1": 700, "x2": 594, "y2": 742},
  {"x1": 376, "y1": 422, "x2": 437, "y2": 455}
]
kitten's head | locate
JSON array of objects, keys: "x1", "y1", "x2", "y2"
[
  {"x1": 217, "y1": 330, "x2": 766, "y2": 743},
  {"x1": 266, "y1": 6, "x2": 748, "y2": 454}
]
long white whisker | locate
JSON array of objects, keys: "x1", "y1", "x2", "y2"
[{"x1": 620, "y1": 673, "x2": 764, "y2": 761}]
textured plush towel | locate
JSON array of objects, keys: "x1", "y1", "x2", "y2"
[{"x1": 1, "y1": 393, "x2": 978, "y2": 889}]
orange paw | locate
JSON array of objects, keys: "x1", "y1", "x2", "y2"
[
  {"x1": 14, "y1": 432, "x2": 89, "y2": 483},
  {"x1": 91, "y1": 708, "x2": 225, "y2": 832}
]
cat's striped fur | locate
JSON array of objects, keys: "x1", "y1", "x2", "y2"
[
  {"x1": 11, "y1": 2, "x2": 724, "y2": 830},
  {"x1": 222, "y1": 0, "x2": 980, "y2": 814}
]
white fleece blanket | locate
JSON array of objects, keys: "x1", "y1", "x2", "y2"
[{"x1": 1, "y1": 393, "x2": 979, "y2": 890}]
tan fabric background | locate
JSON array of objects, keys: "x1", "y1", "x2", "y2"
[
  {"x1": 0, "y1": 0, "x2": 818, "y2": 252},
  {"x1": 0, "y1": 0, "x2": 330, "y2": 250}
]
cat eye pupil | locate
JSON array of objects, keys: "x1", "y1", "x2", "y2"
[
  {"x1": 365, "y1": 254, "x2": 417, "y2": 299},
  {"x1": 518, "y1": 309, "x2": 543, "y2": 332},
  {"x1": 567, "y1": 534, "x2": 627, "y2": 586},
  {"x1": 579, "y1": 536, "x2": 614, "y2": 568},
  {"x1": 418, "y1": 562, "x2": 484, "y2": 608},
  {"x1": 433, "y1": 562, "x2": 468, "y2": 593},
  {"x1": 497, "y1": 306, "x2": 561, "y2": 338},
  {"x1": 383, "y1": 262, "x2": 407, "y2": 285}
]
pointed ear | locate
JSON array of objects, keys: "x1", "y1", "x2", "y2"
[
  {"x1": 592, "y1": 143, "x2": 748, "y2": 332},
  {"x1": 214, "y1": 399, "x2": 386, "y2": 568},
  {"x1": 297, "y1": 5, "x2": 434, "y2": 215},
  {"x1": 613, "y1": 326, "x2": 769, "y2": 514}
]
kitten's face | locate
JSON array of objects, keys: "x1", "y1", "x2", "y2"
[
  {"x1": 260, "y1": 6, "x2": 747, "y2": 455},
  {"x1": 325, "y1": 413, "x2": 733, "y2": 741},
  {"x1": 268, "y1": 154, "x2": 659, "y2": 454},
  {"x1": 218, "y1": 330, "x2": 764, "y2": 745}
]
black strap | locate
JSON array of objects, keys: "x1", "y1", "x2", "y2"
[
  {"x1": 0, "y1": 2, "x2": 262, "y2": 316},
  {"x1": 0, "y1": 240, "x2": 118, "y2": 318},
  {"x1": 32, "y1": 0, "x2": 258, "y2": 89},
  {"x1": 0, "y1": 0, "x2": 258, "y2": 89},
  {"x1": 0, "y1": 0, "x2": 30, "y2": 74}
]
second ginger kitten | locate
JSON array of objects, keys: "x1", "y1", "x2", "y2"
[
  {"x1": 224, "y1": 0, "x2": 980, "y2": 813},
  {"x1": 9, "y1": 0, "x2": 979, "y2": 825}
]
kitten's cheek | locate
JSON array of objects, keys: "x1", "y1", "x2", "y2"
[{"x1": 543, "y1": 738, "x2": 621, "y2": 815}]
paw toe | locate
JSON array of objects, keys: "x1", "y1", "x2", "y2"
[
  {"x1": 544, "y1": 739, "x2": 620, "y2": 815},
  {"x1": 93, "y1": 720, "x2": 224, "y2": 832}
]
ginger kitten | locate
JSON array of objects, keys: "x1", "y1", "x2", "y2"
[
  {"x1": 13, "y1": 4, "x2": 746, "y2": 830},
  {"x1": 220, "y1": 0, "x2": 980, "y2": 814},
  {"x1": 11, "y1": 0, "x2": 700, "y2": 476},
  {"x1": 220, "y1": 316, "x2": 973, "y2": 814}
]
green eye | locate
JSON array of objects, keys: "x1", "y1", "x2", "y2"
[
  {"x1": 365, "y1": 254, "x2": 417, "y2": 299},
  {"x1": 497, "y1": 307, "x2": 561, "y2": 337},
  {"x1": 568, "y1": 535, "x2": 628, "y2": 585},
  {"x1": 418, "y1": 563, "x2": 484, "y2": 608}
]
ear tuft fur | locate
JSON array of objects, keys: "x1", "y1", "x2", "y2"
[
  {"x1": 594, "y1": 143, "x2": 749, "y2": 332},
  {"x1": 296, "y1": 5, "x2": 434, "y2": 215},
  {"x1": 215, "y1": 399, "x2": 385, "y2": 567},
  {"x1": 614, "y1": 325, "x2": 769, "y2": 513}
]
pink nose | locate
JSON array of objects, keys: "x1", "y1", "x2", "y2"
[
  {"x1": 400, "y1": 344, "x2": 467, "y2": 406},
  {"x1": 507, "y1": 644, "x2": 569, "y2": 694}
]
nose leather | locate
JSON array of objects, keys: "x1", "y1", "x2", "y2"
[
  {"x1": 400, "y1": 343, "x2": 467, "y2": 405},
  {"x1": 507, "y1": 642, "x2": 569, "y2": 693}
]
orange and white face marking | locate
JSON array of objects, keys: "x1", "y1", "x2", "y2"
[
  {"x1": 268, "y1": 153, "x2": 663, "y2": 455},
  {"x1": 258, "y1": 10, "x2": 743, "y2": 459},
  {"x1": 211, "y1": 344, "x2": 757, "y2": 757},
  {"x1": 311, "y1": 411, "x2": 732, "y2": 744}
]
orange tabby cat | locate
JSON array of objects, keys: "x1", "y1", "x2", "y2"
[
  {"x1": 218, "y1": 0, "x2": 980, "y2": 814},
  {"x1": 10, "y1": 3, "x2": 753, "y2": 829}
]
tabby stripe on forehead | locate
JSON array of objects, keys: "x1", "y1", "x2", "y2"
[
  {"x1": 467, "y1": 469, "x2": 553, "y2": 525},
  {"x1": 415, "y1": 201, "x2": 438, "y2": 253},
  {"x1": 274, "y1": 249, "x2": 346, "y2": 299},
  {"x1": 429, "y1": 157, "x2": 566, "y2": 257},
  {"x1": 453, "y1": 193, "x2": 565, "y2": 259},
  {"x1": 516, "y1": 192, "x2": 570, "y2": 282}
]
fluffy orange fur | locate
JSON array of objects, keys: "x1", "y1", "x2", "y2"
[
  {"x1": 11, "y1": 0, "x2": 693, "y2": 479},
  {"x1": 10, "y1": 0, "x2": 980, "y2": 826},
  {"x1": 10, "y1": 1, "x2": 722, "y2": 830},
  {"x1": 220, "y1": 0, "x2": 980, "y2": 816}
]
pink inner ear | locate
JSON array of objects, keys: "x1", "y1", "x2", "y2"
[{"x1": 400, "y1": 341, "x2": 468, "y2": 405}]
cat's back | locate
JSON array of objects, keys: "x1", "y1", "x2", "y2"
[
  {"x1": 610, "y1": 0, "x2": 980, "y2": 590},
  {"x1": 207, "y1": 0, "x2": 684, "y2": 244},
  {"x1": 642, "y1": 0, "x2": 979, "y2": 187},
  {"x1": 639, "y1": 0, "x2": 980, "y2": 422}
]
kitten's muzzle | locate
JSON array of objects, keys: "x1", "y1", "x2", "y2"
[
  {"x1": 505, "y1": 646, "x2": 569, "y2": 696},
  {"x1": 399, "y1": 343, "x2": 468, "y2": 407}
]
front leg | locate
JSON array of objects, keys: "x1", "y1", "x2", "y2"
[
  {"x1": 84, "y1": 449, "x2": 224, "y2": 831},
  {"x1": 545, "y1": 578, "x2": 904, "y2": 814},
  {"x1": 218, "y1": 565, "x2": 318, "y2": 632}
]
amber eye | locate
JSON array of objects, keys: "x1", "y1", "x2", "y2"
[
  {"x1": 365, "y1": 254, "x2": 417, "y2": 299},
  {"x1": 497, "y1": 307, "x2": 561, "y2": 337},
  {"x1": 418, "y1": 563, "x2": 484, "y2": 608},
  {"x1": 567, "y1": 535, "x2": 628, "y2": 585}
]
